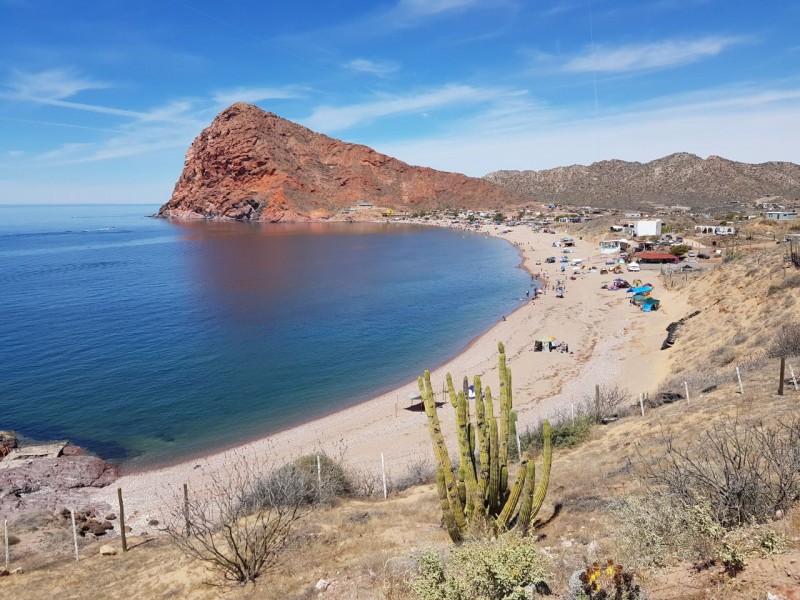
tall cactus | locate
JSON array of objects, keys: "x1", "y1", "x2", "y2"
[{"x1": 420, "y1": 342, "x2": 553, "y2": 542}]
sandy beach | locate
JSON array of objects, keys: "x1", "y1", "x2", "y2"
[{"x1": 93, "y1": 222, "x2": 680, "y2": 530}]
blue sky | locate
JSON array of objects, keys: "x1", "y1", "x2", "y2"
[{"x1": 1, "y1": 0, "x2": 799, "y2": 204}]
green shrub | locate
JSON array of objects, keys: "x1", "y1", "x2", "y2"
[
  {"x1": 411, "y1": 534, "x2": 551, "y2": 600},
  {"x1": 520, "y1": 414, "x2": 595, "y2": 454},
  {"x1": 251, "y1": 453, "x2": 353, "y2": 507}
]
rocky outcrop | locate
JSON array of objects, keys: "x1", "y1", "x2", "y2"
[
  {"x1": 484, "y1": 153, "x2": 800, "y2": 211},
  {"x1": 0, "y1": 454, "x2": 117, "y2": 521},
  {"x1": 159, "y1": 103, "x2": 523, "y2": 222}
]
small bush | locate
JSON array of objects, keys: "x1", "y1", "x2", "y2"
[
  {"x1": 410, "y1": 534, "x2": 551, "y2": 600},
  {"x1": 520, "y1": 414, "x2": 595, "y2": 454},
  {"x1": 583, "y1": 384, "x2": 632, "y2": 423},
  {"x1": 615, "y1": 493, "x2": 787, "y2": 573},
  {"x1": 645, "y1": 417, "x2": 800, "y2": 528},
  {"x1": 392, "y1": 459, "x2": 437, "y2": 492},
  {"x1": 253, "y1": 453, "x2": 352, "y2": 507}
]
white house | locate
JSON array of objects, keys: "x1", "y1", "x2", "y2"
[
  {"x1": 634, "y1": 219, "x2": 662, "y2": 237},
  {"x1": 766, "y1": 211, "x2": 797, "y2": 221}
]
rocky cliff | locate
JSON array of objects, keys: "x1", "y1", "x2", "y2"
[
  {"x1": 159, "y1": 103, "x2": 521, "y2": 221},
  {"x1": 484, "y1": 153, "x2": 800, "y2": 210}
]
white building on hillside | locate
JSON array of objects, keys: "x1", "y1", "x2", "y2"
[{"x1": 634, "y1": 219, "x2": 662, "y2": 237}]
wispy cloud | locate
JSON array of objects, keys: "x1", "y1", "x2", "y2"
[
  {"x1": 564, "y1": 36, "x2": 749, "y2": 73},
  {"x1": 394, "y1": 0, "x2": 484, "y2": 18},
  {"x1": 344, "y1": 58, "x2": 400, "y2": 76},
  {"x1": 303, "y1": 84, "x2": 511, "y2": 131},
  {"x1": 6, "y1": 67, "x2": 109, "y2": 100},
  {"x1": 212, "y1": 86, "x2": 306, "y2": 106},
  {"x1": 376, "y1": 85, "x2": 800, "y2": 175}
]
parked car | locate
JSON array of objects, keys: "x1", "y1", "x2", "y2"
[
  {"x1": 697, "y1": 253, "x2": 710, "y2": 259},
  {"x1": 687, "y1": 251, "x2": 697, "y2": 258},
  {"x1": 627, "y1": 262, "x2": 640, "y2": 272}
]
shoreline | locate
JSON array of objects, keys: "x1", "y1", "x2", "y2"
[{"x1": 91, "y1": 221, "x2": 680, "y2": 532}]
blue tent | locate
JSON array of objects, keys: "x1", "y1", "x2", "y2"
[{"x1": 627, "y1": 285, "x2": 653, "y2": 295}]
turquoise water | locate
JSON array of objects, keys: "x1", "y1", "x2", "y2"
[{"x1": 0, "y1": 205, "x2": 529, "y2": 466}]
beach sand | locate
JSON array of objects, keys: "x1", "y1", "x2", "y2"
[{"x1": 92, "y1": 223, "x2": 681, "y2": 531}]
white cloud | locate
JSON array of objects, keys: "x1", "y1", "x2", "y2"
[
  {"x1": 6, "y1": 67, "x2": 109, "y2": 100},
  {"x1": 394, "y1": 0, "x2": 483, "y2": 18},
  {"x1": 375, "y1": 86, "x2": 800, "y2": 175},
  {"x1": 564, "y1": 36, "x2": 748, "y2": 73},
  {"x1": 212, "y1": 86, "x2": 305, "y2": 106},
  {"x1": 344, "y1": 58, "x2": 400, "y2": 76},
  {"x1": 303, "y1": 84, "x2": 511, "y2": 131}
]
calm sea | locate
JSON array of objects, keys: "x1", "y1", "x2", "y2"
[{"x1": 0, "y1": 205, "x2": 529, "y2": 466}]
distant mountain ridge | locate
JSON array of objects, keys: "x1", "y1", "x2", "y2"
[
  {"x1": 484, "y1": 153, "x2": 800, "y2": 210},
  {"x1": 159, "y1": 103, "x2": 522, "y2": 222}
]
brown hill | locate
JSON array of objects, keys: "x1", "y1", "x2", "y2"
[
  {"x1": 159, "y1": 103, "x2": 521, "y2": 222},
  {"x1": 484, "y1": 153, "x2": 800, "y2": 211}
]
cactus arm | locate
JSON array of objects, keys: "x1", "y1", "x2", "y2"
[
  {"x1": 421, "y1": 371, "x2": 466, "y2": 532},
  {"x1": 488, "y1": 418, "x2": 500, "y2": 514},
  {"x1": 446, "y1": 373, "x2": 457, "y2": 408},
  {"x1": 497, "y1": 459, "x2": 528, "y2": 531},
  {"x1": 516, "y1": 460, "x2": 537, "y2": 534},
  {"x1": 530, "y1": 420, "x2": 552, "y2": 522}
]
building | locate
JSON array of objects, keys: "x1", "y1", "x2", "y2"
[
  {"x1": 636, "y1": 251, "x2": 680, "y2": 264},
  {"x1": 695, "y1": 225, "x2": 737, "y2": 235},
  {"x1": 599, "y1": 239, "x2": 632, "y2": 254},
  {"x1": 634, "y1": 219, "x2": 662, "y2": 237},
  {"x1": 766, "y1": 211, "x2": 797, "y2": 221}
]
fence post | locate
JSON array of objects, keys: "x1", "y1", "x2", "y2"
[
  {"x1": 4, "y1": 518, "x2": 8, "y2": 570},
  {"x1": 515, "y1": 431, "x2": 521, "y2": 460},
  {"x1": 70, "y1": 509, "x2": 79, "y2": 561},
  {"x1": 594, "y1": 384, "x2": 601, "y2": 422},
  {"x1": 790, "y1": 365, "x2": 799, "y2": 391},
  {"x1": 381, "y1": 453, "x2": 387, "y2": 500},
  {"x1": 639, "y1": 393, "x2": 645, "y2": 417},
  {"x1": 684, "y1": 381, "x2": 690, "y2": 405},
  {"x1": 118, "y1": 487, "x2": 128, "y2": 552},
  {"x1": 736, "y1": 367, "x2": 744, "y2": 395},
  {"x1": 183, "y1": 483, "x2": 190, "y2": 537},
  {"x1": 316, "y1": 455, "x2": 322, "y2": 486}
]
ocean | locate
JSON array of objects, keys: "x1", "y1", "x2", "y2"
[{"x1": 0, "y1": 205, "x2": 529, "y2": 466}]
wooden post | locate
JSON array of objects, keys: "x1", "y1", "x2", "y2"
[
  {"x1": 594, "y1": 384, "x2": 601, "y2": 422},
  {"x1": 4, "y1": 519, "x2": 8, "y2": 570},
  {"x1": 381, "y1": 453, "x2": 387, "y2": 500},
  {"x1": 778, "y1": 357, "x2": 786, "y2": 396},
  {"x1": 639, "y1": 393, "x2": 645, "y2": 417},
  {"x1": 183, "y1": 483, "x2": 190, "y2": 537},
  {"x1": 684, "y1": 381, "x2": 690, "y2": 405},
  {"x1": 70, "y1": 509, "x2": 79, "y2": 561},
  {"x1": 790, "y1": 365, "x2": 799, "y2": 391},
  {"x1": 118, "y1": 487, "x2": 128, "y2": 552},
  {"x1": 736, "y1": 367, "x2": 744, "y2": 395}
]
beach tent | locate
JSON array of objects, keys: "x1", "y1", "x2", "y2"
[
  {"x1": 627, "y1": 285, "x2": 653, "y2": 295},
  {"x1": 642, "y1": 298, "x2": 661, "y2": 312}
]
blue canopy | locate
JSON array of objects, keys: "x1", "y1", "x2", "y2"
[{"x1": 627, "y1": 285, "x2": 653, "y2": 294}]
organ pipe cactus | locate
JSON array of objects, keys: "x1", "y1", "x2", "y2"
[{"x1": 420, "y1": 342, "x2": 553, "y2": 542}]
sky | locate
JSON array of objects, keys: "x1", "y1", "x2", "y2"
[{"x1": 1, "y1": 0, "x2": 799, "y2": 204}]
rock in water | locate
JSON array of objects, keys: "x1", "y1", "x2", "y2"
[{"x1": 159, "y1": 103, "x2": 521, "y2": 222}]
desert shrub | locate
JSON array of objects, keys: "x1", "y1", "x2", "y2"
[
  {"x1": 616, "y1": 493, "x2": 787, "y2": 573},
  {"x1": 582, "y1": 384, "x2": 632, "y2": 423},
  {"x1": 410, "y1": 534, "x2": 551, "y2": 600},
  {"x1": 254, "y1": 452, "x2": 353, "y2": 507},
  {"x1": 164, "y1": 452, "x2": 312, "y2": 583},
  {"x1": 767, "y1": 273, "x2": 800, "y2": 294},
  {"x1": 645, "y1": 417, "x2": 800, "y2": 528},
  {"x1": 392, "y1": 458, "x2": 437, "y2": 492},
  {"x1": 520, "y1": 413, "x2": 595, "y2": 454}
]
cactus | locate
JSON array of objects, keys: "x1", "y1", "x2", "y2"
[{"x1": 420, "y1": 343, "x2": 553, "y2": 542}]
